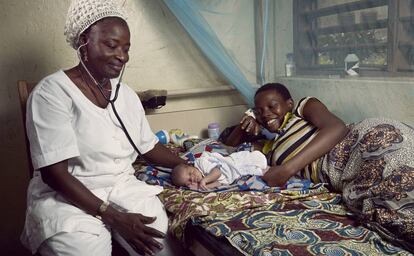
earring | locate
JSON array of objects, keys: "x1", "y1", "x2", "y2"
[{"x1": 83, "y1": 53, "x2": 88, "y2": 62}]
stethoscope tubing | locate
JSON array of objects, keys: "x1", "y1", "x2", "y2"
[{"x1": 77, "y1": 45, "x2": 170, "y2": 174}]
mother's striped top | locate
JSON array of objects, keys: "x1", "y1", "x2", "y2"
[{"x1": 266, "y1": 97, "x2": 326, "y2": 183}]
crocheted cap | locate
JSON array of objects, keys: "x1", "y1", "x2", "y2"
[{"x1": 64, "y1": 0, "x2": 127, "y2": 49}]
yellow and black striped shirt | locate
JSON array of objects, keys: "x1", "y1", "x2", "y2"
[{"x1": 265, "y1": 97, "x2": 325, "y2": 183}]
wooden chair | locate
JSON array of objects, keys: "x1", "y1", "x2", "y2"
[
  {"x1": 17, "y1": 80, "x2": 41, "y2": 256},
  {"x1": 17, "y1": 80, "x2": 37, "y2": 178}
]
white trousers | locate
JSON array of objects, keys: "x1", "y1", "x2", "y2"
[
  {"x1": 38, "y1": 231, "x2": 176, "y2": 256},
  {"x1": 38, "y1": 196, "x2": 175, "y2": 256}
]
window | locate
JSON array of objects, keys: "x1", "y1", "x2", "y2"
[{"x1": 293, "y1": 0, "x2": 414, "y2": 76}]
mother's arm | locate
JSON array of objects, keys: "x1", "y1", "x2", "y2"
[{"x1": 263, "y1": 98, "x2": 349, "y2": 187}]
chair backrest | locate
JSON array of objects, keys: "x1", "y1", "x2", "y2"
[{"x1": 17, "y1": 80, "x2": 37, "y2": 178}]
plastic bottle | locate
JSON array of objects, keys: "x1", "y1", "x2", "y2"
[
  {"x1": 207, "y1": 122, "x2": 220, "y2": 140},
  {"x1": 155, "y1": 130, "x2": 169, "y2": 144},
  {"x1": 285, "y1": 53, "x2": 295, "y2": 77},
  {"x1": 344, "y1": 53, "x2": 359, "y2": 76}
]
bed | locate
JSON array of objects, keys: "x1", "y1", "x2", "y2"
[{"x1": 134, "y1": 139, "x2": 412, "y2": 256}]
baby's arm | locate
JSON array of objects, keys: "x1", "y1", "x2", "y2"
[
  {"x1": 205, "y1": 181, "x2": 221, "y2": 189},
  {"x1": 199, "y1": 167, "x2": 222, "y2": 190}
]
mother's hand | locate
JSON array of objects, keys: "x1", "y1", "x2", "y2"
[
  {"x1": 262, "y1": 165, "x2": 293, "y2": 187},
  {"x1": 240, "y1": 116, "x2": 261, "y2": 136},
  {"x1": 103, "y1": 209, "x2": 165, "y2": 255},
  {"x1": 224, "y1": 115, "x2": 262, "y2": 146}
]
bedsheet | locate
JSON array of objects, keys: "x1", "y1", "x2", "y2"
[
  {"x1": 194, "y1": 197, "x2": 411, "y2": 255},
  {"x1": 134, "y1": 139, "x2": 412, "y2": 255},
  {"x1": 160, "y1": 188, "x2": 411, "y2": 255},
  {"x1": 159, "y1": 184, "x2": 331, "y2": 239}
]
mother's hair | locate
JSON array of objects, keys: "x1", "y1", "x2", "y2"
[{"x1": 254, "y1": 83, "x2": 292, "y2": 100}]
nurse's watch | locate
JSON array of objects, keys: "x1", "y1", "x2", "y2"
[{"x1": 96, "y1": 201, "x2": 110, "y2": 220}]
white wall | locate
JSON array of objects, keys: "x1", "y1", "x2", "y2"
[{"x1": 278, "y1": 77, "x2": 414, "y2": 126}]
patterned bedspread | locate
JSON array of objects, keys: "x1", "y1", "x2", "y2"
[
  {"x1": 135, "y1": 139, "x2": 412, "y2": 255},
  {"x1": 160, "y1": 186, "x2": 410, "y2": 255},
  {"x1": 197, "y1": 200, "x2": 411, "y2": 255}
]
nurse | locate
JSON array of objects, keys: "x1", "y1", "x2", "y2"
[{"x1": 20, "y1": 0, "x2": 185, "y2": 255}]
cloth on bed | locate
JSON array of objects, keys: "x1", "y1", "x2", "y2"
[
  {"x1": 321, "y1": 118, "x2": 414, "y2": 252},
  {"x1": 159, "y1": 183, "x2": 330, "y2": 240},
  {"x1": 160, "y1": 187, "x2": 412, "y2": 255},
  {"x1": 136, "y1": 137, "x2": 412, "y2": 255},
  {"x1": 266, "y1": 99, "x2": 414, "y2": 251},
  {"x1": 194, "y1": 195, "x2": 412, "y2": 256}
]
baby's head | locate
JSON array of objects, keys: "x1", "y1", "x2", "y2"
[{"x1": 171, "y1": 163, "x2": 203, "y2": 187}]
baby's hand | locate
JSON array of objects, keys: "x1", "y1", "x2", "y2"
[
  {"x1": 188, "y1": 183, "x2": 199, "y2": 190},
  {"x1": 199, "y1": 179, "x2": 208, "y2": 191}
]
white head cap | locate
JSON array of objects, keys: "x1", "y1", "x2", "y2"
[{"x1": 64, "y1": 0, "x2": 127, "y2": 49}]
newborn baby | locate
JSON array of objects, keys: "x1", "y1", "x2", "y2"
[{"x1": 171, "y1": 151, "x2": 269, "y2": 190}]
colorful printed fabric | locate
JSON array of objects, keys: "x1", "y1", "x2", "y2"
[
  {"x1": 195, "y1": 197, "x2": 411, "y2": 256},
  {"x1": 136, "y1": 120, "x2": 414, "y2": 254},
  {"x1": 321, "y1": 118, "x2": 414, "y2": 252},
  {"x1": 159, "y1": 183, "x2": 331, "y2": 240},
  {"x1": 160, "y1": 185, "x2": 411, "y2": 255}
]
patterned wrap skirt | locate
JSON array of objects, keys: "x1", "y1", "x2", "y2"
[{"x1": 320, "y1": 117, "x2": 414, "y2": 252}]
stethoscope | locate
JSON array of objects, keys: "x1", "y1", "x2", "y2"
[{"x1": 77, "y1": 42, "x2": 170, "y2": 173}]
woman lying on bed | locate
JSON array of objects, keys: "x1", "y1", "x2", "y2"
[{"x1": 224, "y1": 83, "x2": 414, "y2": 252}]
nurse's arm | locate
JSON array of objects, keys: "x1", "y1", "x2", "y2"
[
  {"x1": 143, "y1": 142, "x2": 186, "y2": 168},
  {"x1": 40, "y1": 160, "x2": 107, "y2": 216}
]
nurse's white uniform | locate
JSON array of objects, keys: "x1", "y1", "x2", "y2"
[{"x1": 21, "y1": 70, "x2": 167, "y2": 255}]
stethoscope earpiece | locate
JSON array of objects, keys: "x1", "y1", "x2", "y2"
[{"x1": 76, "y1": 41, "x2": 89, "y2": 51}]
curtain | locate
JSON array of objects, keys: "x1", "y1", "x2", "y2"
[{"x1": 161, "y1": 0, "x2": 257, "y2": 106}]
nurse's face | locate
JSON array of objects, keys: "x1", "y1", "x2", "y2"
[{"x1": 82, "y1": 17, "x2": 130, "y2": 82}]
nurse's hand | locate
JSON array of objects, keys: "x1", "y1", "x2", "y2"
[
  {"x1": 103, "y1": 208, "x2": 165, "y2": 255},
  {"x1": 240, "y1": 116, "x2": 261, "y2": 136}
]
